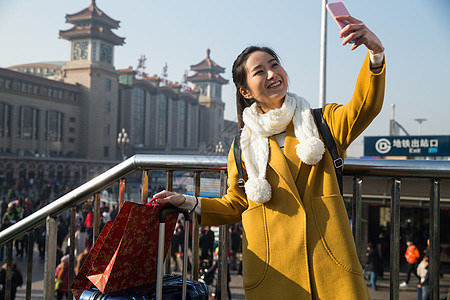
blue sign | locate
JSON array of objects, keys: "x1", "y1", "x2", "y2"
[{"x1": 364, "y1": 136, "x2": 450, "y2": 157}]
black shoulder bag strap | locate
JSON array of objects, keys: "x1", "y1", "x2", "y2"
[
  {"x1": 313, "y1": 108, "x2": 344, "y2": 197},
  {"x1": 233, "y1": 133, "x2": 246, "y2": 191}
]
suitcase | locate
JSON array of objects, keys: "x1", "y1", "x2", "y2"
[
  {"x1": 79, "y1": 274, "x2": 208, "y2": 299},
  {"x1": 79, "y1": 206, "x2": 208, "y2": 300}
]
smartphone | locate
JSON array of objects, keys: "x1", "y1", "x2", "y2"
[{"x1": 326, "y1": 2, "x2": 357, "y2": 43}]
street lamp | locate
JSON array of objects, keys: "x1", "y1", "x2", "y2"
[
  {"x1": 117, "y1": 128, "x2": 130, "y2": 160},
  {"x1": 413, "y1": 118, "x2": 427, "y2": 135},
  {"x1": 215, "y1": 141, "x2": 224, "y2": 155}
]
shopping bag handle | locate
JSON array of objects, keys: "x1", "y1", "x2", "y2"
[{"x1": 148, "y1": 196, "x2": 190, "y2": 223}]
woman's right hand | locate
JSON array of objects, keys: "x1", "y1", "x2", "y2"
[
  {"x1": 152, "y1": 190, "x2": 186, "y2": 207},
  {"x1": 335, "y1": 15, "x2": 384, "y2": 54}
]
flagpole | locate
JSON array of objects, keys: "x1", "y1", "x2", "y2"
[{"x1": 319, "y1": 0, "x2": 328, "y2": 107}]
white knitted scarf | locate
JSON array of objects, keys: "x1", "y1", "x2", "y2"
[{"x1": 240, "y1": 92, "x2": 325, "y2": 204}]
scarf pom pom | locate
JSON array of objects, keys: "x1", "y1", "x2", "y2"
[
  {"x1": 245, "y1": 177, "x2": 272, "y2": 204},
  {"x1": 296, "y1": 137, "x2": 325, "y2": 165}
]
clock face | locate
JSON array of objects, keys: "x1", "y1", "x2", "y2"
[
  {"x1": 73, "y1": 41, "x2": 88, "y2": 60},
  {"x1": 197, "y1": 83, "x2": 208, "y2": 96},
  {"x1": 100, "y1": 43, "x2": 112, "y2": 64}
]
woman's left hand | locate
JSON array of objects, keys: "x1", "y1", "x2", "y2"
[
  {"x1": 152, "y1": 190, "x2": 186, "y2": 207},
  {"x1": 335, "y1": 15, "x2": 384, "y2": 54}
]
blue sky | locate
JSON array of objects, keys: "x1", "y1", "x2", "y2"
[{"x1": 1, "y1": 0, "x2": 449, "y2": 139}]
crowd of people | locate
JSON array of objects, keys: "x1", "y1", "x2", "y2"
[{"x1": 364, "y1": 237, "x2": 437, "y2": 300}]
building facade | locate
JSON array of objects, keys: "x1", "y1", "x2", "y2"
[{"x1": 0, "y1": 1, "x2": 237, "y2": 187}]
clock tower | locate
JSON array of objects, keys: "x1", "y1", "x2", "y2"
[
  {"x1": 187, "y1": 49, "x2": 228, "y2": 150},
  {"x1": 59, "y1": 0, "x2": 125, "y2": 159}
]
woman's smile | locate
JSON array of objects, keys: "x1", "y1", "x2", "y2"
[{"x1": 267, "y1": 80, "x2": 282, "y2": 89}]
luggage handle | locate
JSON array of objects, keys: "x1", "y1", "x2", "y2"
[
  {"x1": 159, "y1": 205, "x2": 190, "y2": 223},
  {"x1": 157, "y1": 205, "x2": 190, "y2": 300}
]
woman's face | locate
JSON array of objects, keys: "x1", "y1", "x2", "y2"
[{"x1": 240, "y1": 51, "x2": 288, "y2": 113}]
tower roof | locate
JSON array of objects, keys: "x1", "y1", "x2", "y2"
[
  {"x1": 190, "y1": 49, "x2": 226, "y2": 73},
  {"x1": 65, "y1": 0, "x2": 120, "y2": 28},
  {"x1": 187, "y1": 49, "x2": 228, "y2": 84},
  {"x1": 59, "y1": 0, "x2": 125, "y2": 45}
]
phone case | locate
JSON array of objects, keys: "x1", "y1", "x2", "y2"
[{"x1": 326, "y1": 2, "x2": 351, "y2": 30}]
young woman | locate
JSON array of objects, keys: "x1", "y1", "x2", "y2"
[{"x1": 155, "y1": 14, "x2": 385, "y2": 299}]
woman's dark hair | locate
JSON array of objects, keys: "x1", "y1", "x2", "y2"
[{"x1": 232, "y1": 46, "x2": 281, "y2": 131}]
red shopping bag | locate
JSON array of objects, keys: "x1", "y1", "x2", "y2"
[
  {"x1": 71, "y1": 200, "x2": 178, "y2": 298},
  {"x1": 71, "y1": 220, "x2": 114, "y2": 299}
]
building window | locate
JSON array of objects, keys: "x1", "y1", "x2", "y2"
[
  {"x1": 106, "y1": 78, "x2": 112, "y2": 91},
  {"x1": 0, "y1": 102, "x2": 11, "y2": 137},
  {"x1": 19, "y1": 107, "x2": 39, "y2": 139},
  {"x1": 69, "y1": 117, "x2": 76, "y2": 123},
  {"x1": 105, "y1": 101, "x2": 111, "y2": 113},
  {"x1": 157, "y1": 94, "x2": 167, "y2": 146},
  {"x1": 69, "y1": 127, "x2": 75, "y2": 133},
  {"x1": 20, "y1": 82, "x2": 27, "y2": 93},
  {"x1": 103, "y1": 146, "x2": 109, "y2": 158},
  {"x1": 91, "y1": 41, "x2": 97, "y2": 61},
  {"x1": 215, "y1": 84, "x2": 222, "y2": 98},
  {"x1": 131, "y1": 88, "x2": 145, "y2": 145},
  {"x1": 178, "y1": 100, "x2": 186, "y2": 147},
  {"x1": 46, "y1": 111, "x2": 63, "y2": 142},
  {"x1": 69, "y1": 137, "x2": 75, "y2": 143},
  {"x1": 104, "y1": 124, "x2": 110, "y2": 136}
]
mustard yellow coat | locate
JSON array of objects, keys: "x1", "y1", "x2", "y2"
[{"x1": 199, "y1": 53, "x2": 385, "y2": 299}]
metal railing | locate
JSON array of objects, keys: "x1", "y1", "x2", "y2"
[{"x1": 0, "y1": 155, "x2": 449, "y2": 300}]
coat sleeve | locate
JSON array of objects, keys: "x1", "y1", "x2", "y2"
[
  {"x1": 199, "y1": 139, "x2": 249, "y2": 226},
  {"x1": 323, "y1": 52, "x2": 386, "y2": 150}
]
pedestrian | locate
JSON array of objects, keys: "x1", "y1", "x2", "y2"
[
  {"x1": 153, "y1": 12, "x2": 385, "y2": 299},
  {"x1": 230, "y1": 224, "x2": 241, "y2": 271},
  {"x1": 57, "y1": 216, "x2": 68, "y2": 249},
  {"x1": 401, "y1": 239, "x2": 421, "y2": 287},
  {"x1": 416, "y1": 255, "x2": 429, "y2": 300},
  {"x1": 0, "y1": 262, "x2": 23, "y2": 300},
  {"x1": 55, "y1": 254, "x2": 70, "y2": 300},
  {"x1": 75, "y1": 240, "x2": 91, "y2": 276},
  {"x1": 365, "y1": 243, "x2": 382, "y2": 291},
  {"x1": 74, "y1": 225, "x2": 89, "y2": 258},
  {"x1": 0, "y1": 217, "x2": 12, "y2": 261}
]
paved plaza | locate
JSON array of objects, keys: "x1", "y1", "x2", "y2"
[{"x1": 10, "y1": 246, "x2": 450, "y2": 299}]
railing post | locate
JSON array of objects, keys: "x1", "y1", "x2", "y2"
[
  {"x1": 43, "y1": 215, "x2": 57, "y2": 300},
  {"x1": 5, "y1": 241, "x2": 13, "y2": 300},
  {"x1": 191, "y1": 171, "x2": 201, "y2": 281},
  {"x1": 93, "y1": 192, "x2": 101, "y2": 242},
  {"x1": 352, "y1": 176, "x2": 362, "y2": 260},
  {"x1": 218, "y1": 169, "x2": 229, "y2": 300},
  {"x1": 141, "y1": 170, "x2": 149, "y2": 204},
  {"x1": 25, "y1": 230, "x2": 34, "y2": 300},
  {"x1": 390, "y1": 178, "x2": 401, "y2": 300},
  {"x1": 165, "y1": 170, "x2": 173, "y2": 274},
  {"x1": 68, "y1": 207, "x2": 76, "y2": 300},
  {"x1": 429, "y1": 179, "x2": 440, "y2": 300},
  {"x1": 118, "y1": 178, "x2": 126, "y2": 209}
]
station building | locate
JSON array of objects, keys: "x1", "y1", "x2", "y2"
[{"x1": 0, "y1": 1, "x2": 237, "y2": 187}]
